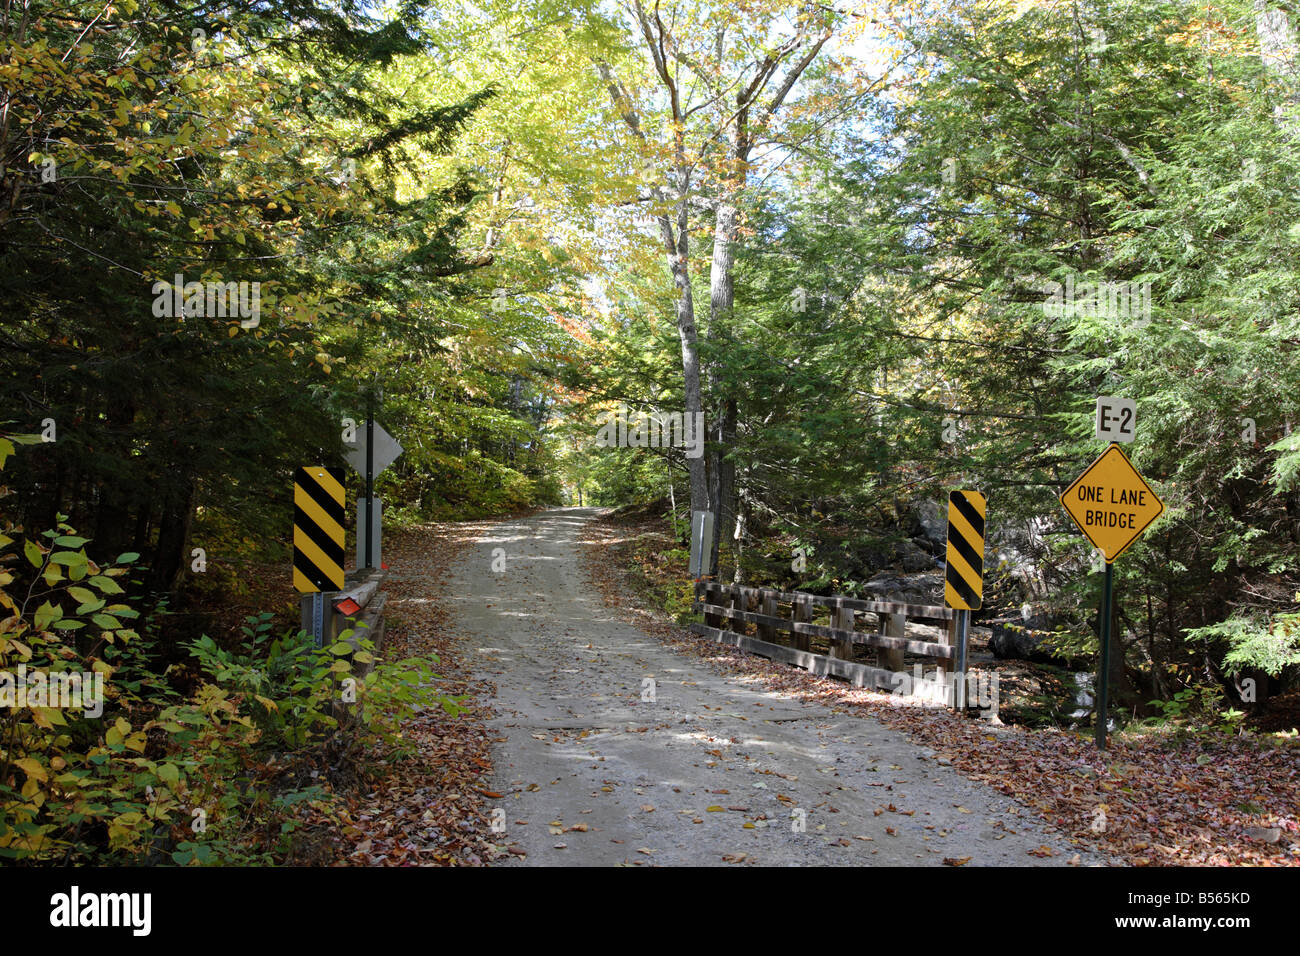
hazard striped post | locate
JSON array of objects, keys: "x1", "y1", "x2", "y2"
[
  {"x1": 944, "y1": 489, "x2": 986, "y2": 709},
  {"x1": 294, "y1": 466, "x2": 345, "y2": 645}
]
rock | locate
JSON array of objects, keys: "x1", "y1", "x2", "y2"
[
  {"x1": 864, "y1": 571, "x2": 944, "y2": 605},
  {"x1": 989, "y1": 612, "x2": 1067, "y2": 663},
  {"x1": 851, "y1": 543, "x2": 892, "y2": 575},
  {"x1": 909, "y1": 500, "x2": 948, "y2": 548},
  {"x1": 891, "y1": 539, "x2": 939, "y2": 572}
]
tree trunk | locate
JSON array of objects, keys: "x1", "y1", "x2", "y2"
[
  {"x1": 662, "y1": 180, "x2": 710, "y2": 518},
  {"x1": 707, "y1": 193, "x2": 741, "y2": 569},
  {"x1": 150, "y1": 475, "x2": 195, "y2": 594},
  {"x1": 1255, "y1": 1, "x2": 1299, "y2": 83}
]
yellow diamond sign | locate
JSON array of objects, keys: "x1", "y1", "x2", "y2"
[{"x1": 1060, "y1": 444, "x2": 1164, "y2": 562}]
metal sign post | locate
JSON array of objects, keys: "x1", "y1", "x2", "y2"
[
  {"x1": 1095, "y1": 561, "x2": 1115, "y2": 748},
  {"x1": 365, "y1": 395, "x2": 375, "y2": 569},
  {"x1": 953, "y1": 608, "x2": 971, "y2": 709},
  {"x1": 310, "y1": 592, "x2": 325, "y2": 649}
]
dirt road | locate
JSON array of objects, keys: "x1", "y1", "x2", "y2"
[{"x1": 447, "y1": 508, "x2": 1092, "y2": 866}]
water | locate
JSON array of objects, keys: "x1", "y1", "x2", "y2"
[
  {"x1": 1070, "y1": 671, "x2": 1094, "y2": 718},
  {"x1": 1070, "y1": 670, "x2": 1115, "y2": 730}
]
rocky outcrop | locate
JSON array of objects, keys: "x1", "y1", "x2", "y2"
[
  {"x1": 863, "y1": 571, "x2": 944, "y2": 606},
  {"x1": 990, "y1": 611, "x2": 1069, "y2": 664}
]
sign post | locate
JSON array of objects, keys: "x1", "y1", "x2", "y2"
[
  {"x1": 1059, "y1": 440, "x2": 1164, "y2": 747},
  {"x1": 344, "y1": 417, "x2": 403, "y2": 570},
  {"x1": 365, "y1": 395, "x2": 375, "y2": 569},
  {"x1": 943, "y1": 489, "x2": 986, "y2": 710},
  {"x1": 310, "y1": 592, "x2": 325, "y2": 648},
  {"x1": 1095, "y1": 561, "x2": 1115, "y2": 748}
]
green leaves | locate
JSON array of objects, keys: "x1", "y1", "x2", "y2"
[
  {"x1": 88, "y1": 575, "x2": 124, "y2": 594},
  {"x1": 66, "y1": 586, "x2": 98, "y2": 606},
  {"x1": 32, "y1": 601, "x2": 62, "y2": 632}
]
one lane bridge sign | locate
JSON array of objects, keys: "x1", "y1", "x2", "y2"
[{"x1": 1059, "y1": 444, "x2": 1164, "y2": 562}]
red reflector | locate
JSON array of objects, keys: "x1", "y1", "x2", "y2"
[{"x1": 335, "y1": 597, "x2": 361, "y2": 616}]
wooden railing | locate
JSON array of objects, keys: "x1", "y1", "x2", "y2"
[
  {"x1": 692, "y1": 580, "x2": 959, "y2": 700},
  {"x1": 298, "y1": 567, "x2": 389, "y2": 675}
]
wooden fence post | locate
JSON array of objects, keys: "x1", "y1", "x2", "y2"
[
  {"x1": 758, "y1": 589, "x2": 779, "y2": 643},
  {"x1": 743, "y1": 590, "x2": 759, "y2": 634},
  {"x1": 830, "y1": 601, "x2": 855, "y2": 660},
  {"x1": 702, "y1": 583, "x2": 720, "y2": 629},
  {"x1": 879, "y1": 612, "x2": 906, "y2": 672},
  {"x1": 939, "y1": 615, "x2": 957, "y2": 676},
  {"x1": 792, "y1": 594, "x2": 812, "y2": 651}
]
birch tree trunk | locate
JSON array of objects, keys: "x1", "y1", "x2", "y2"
[{"x1": 1255, "y1": 0, "x2": 1299, "y2": 83}]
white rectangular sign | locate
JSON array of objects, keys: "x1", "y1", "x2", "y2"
[
  {"x1": 1095, "y1": 397, "x2": 1135, "y2": 443},
  {"x1": 356, "y1": 498, "x2": 381, "y2": 569},
  {"x1": 689, "y1": 510, "x2": 715, "y2": 579}
]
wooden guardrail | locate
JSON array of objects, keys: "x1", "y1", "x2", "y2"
[
  {"x1": 299, "y1": 568, "x2": 388, "y2": 677},
  {"x1": 691, "y1": 581, "x2": 959, "y2": 701}
]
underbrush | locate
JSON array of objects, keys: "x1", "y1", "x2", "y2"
[{"x1": 0, "y1": 520, "x2": 463, "y2": 865}]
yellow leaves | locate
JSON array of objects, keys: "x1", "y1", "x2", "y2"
[
  {"x1": 32, "y1": 707, "x2": 67, "y2": 728},
  {"x1": 104, "y1": 716, "x2": 136, "y2": 750},
  {"x1": 15, "y1": 757, "x2": 47, "y2": 782}
]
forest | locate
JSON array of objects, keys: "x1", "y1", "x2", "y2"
[{"x1": 2, "y1": 0, "x2": 1298, "y2": 867}]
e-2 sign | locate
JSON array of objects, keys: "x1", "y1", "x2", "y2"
[{"x1": 1095, "y1": 397, "x2": 1135, "y2": 443}]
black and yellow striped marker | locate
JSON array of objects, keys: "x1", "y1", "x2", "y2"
[
  {"x1": 944, "y1": 489, "x2": 986, "y2": 611},
  {"x1": 294, "y1": 466, "x2": 345, "y2": 593}
]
